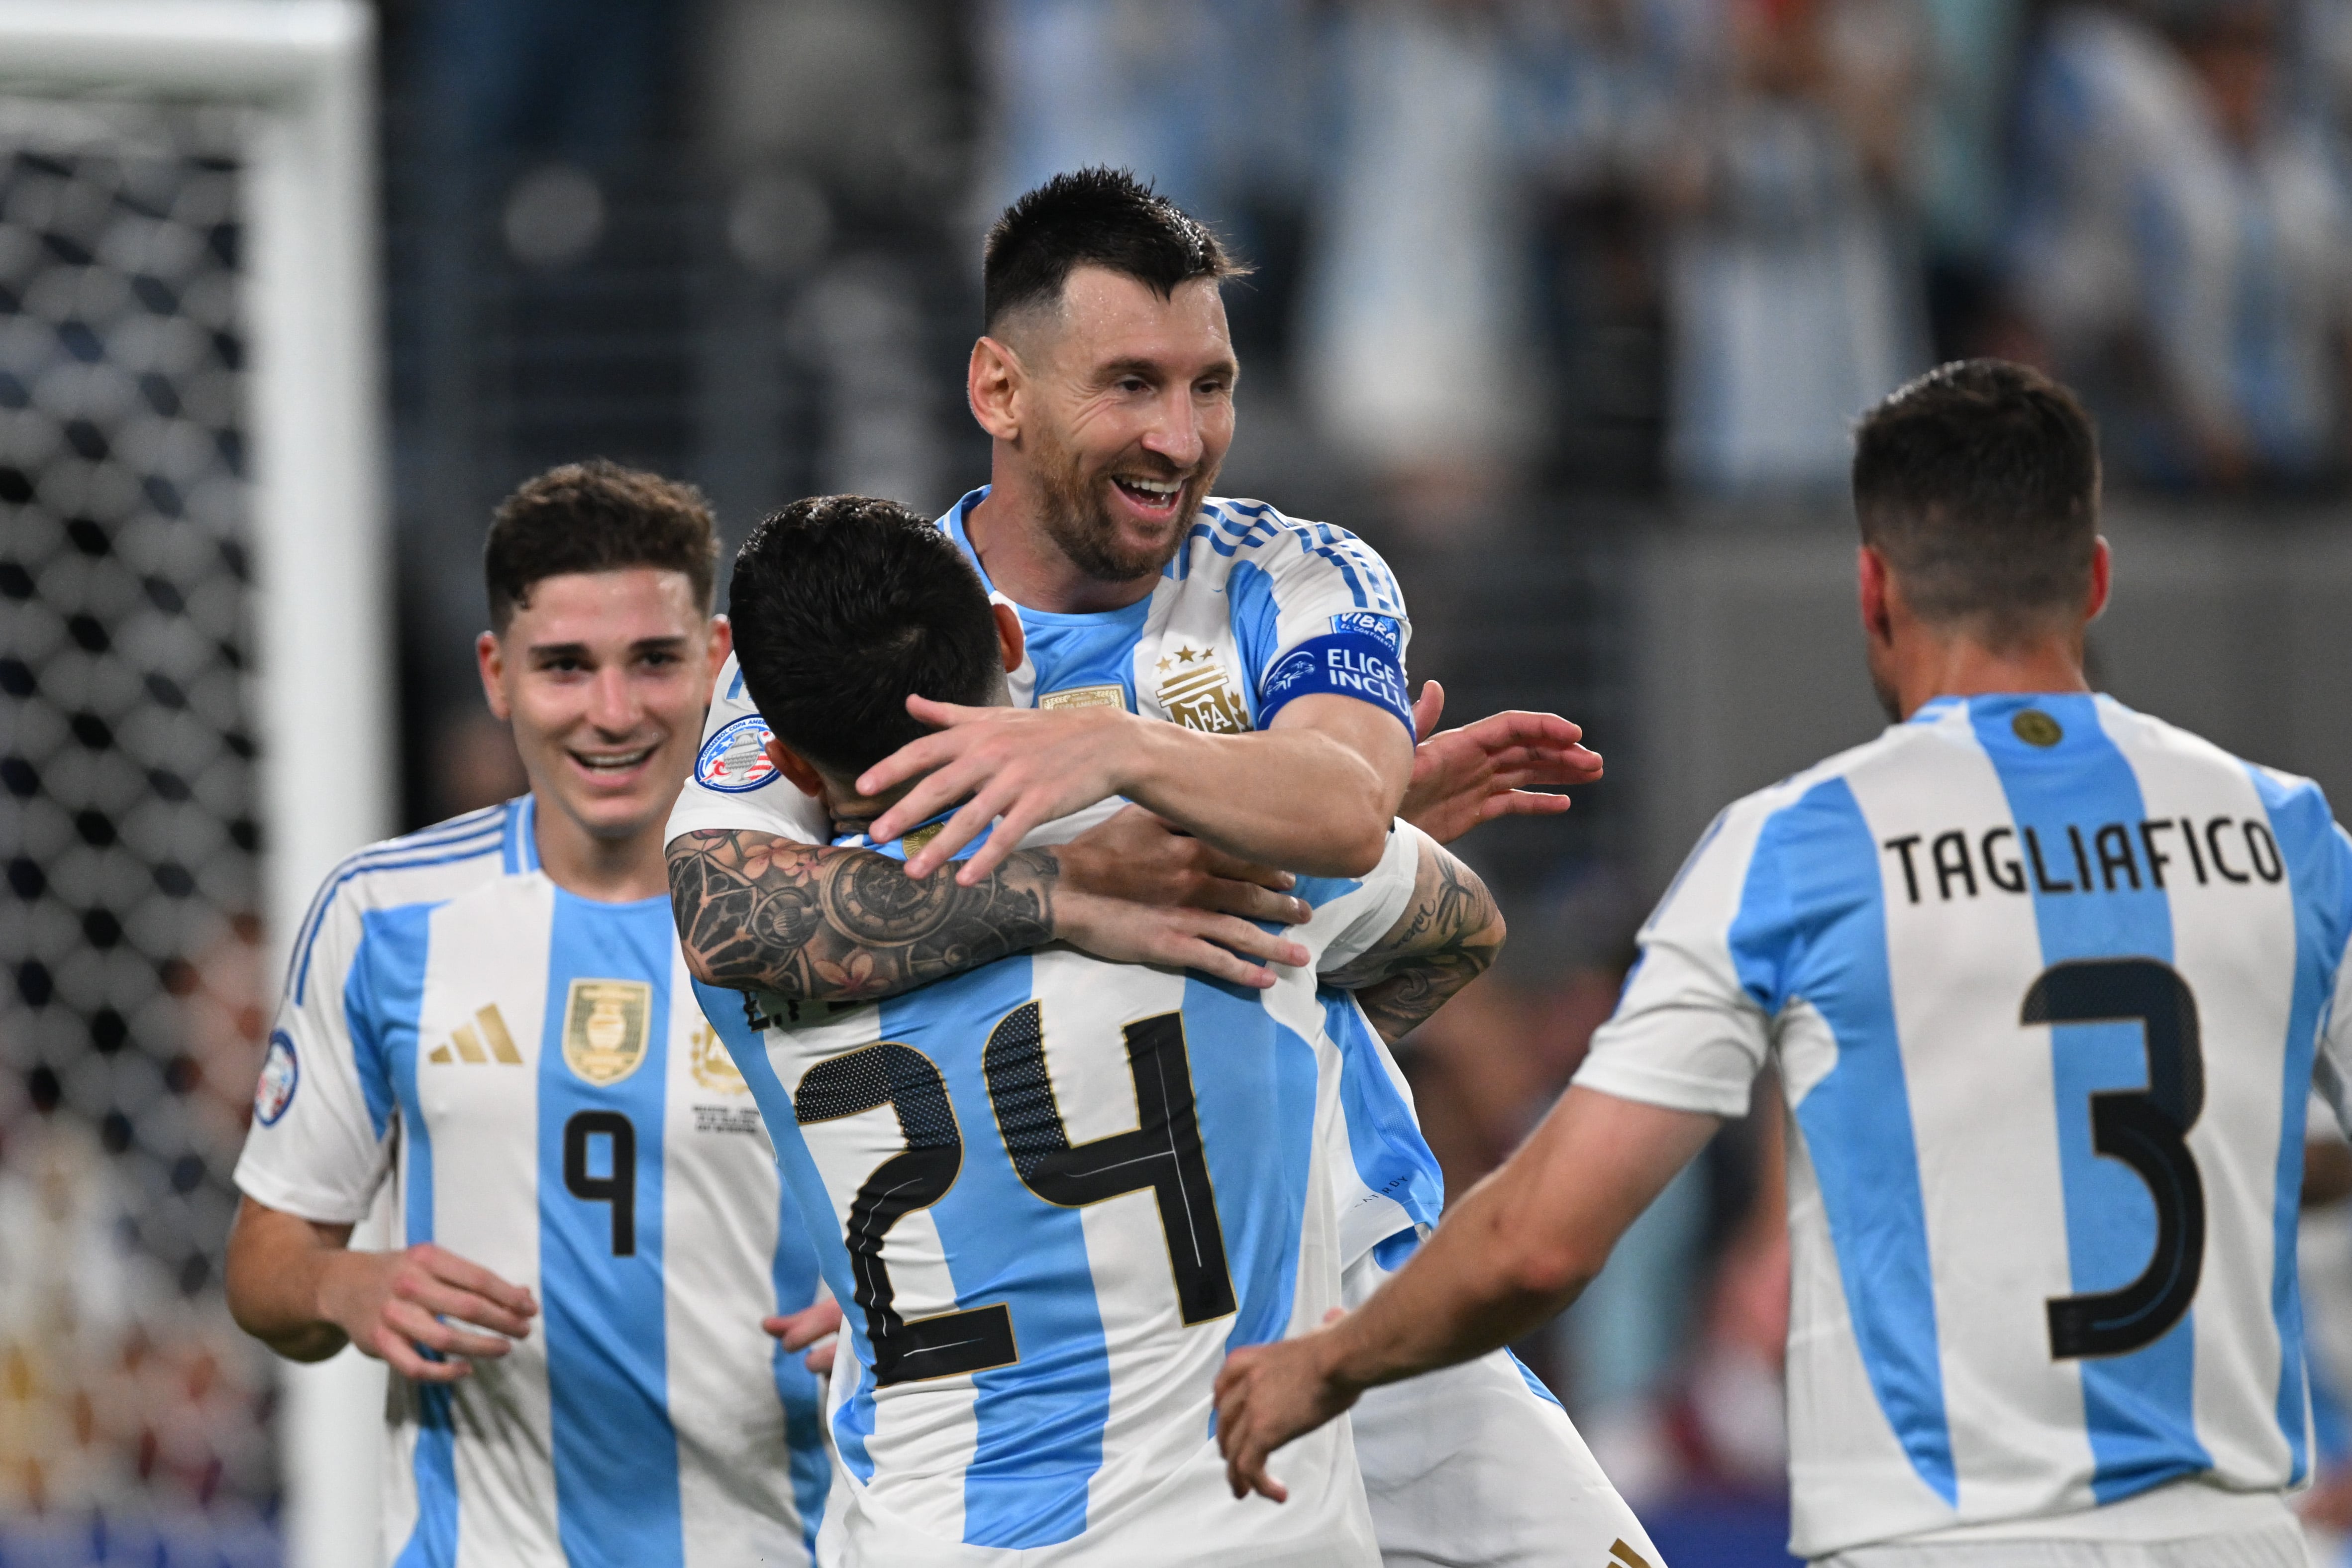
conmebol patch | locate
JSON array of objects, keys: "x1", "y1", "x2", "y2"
[{"x1": 696, "y1": 714, "x2": 778, "y2": 792}]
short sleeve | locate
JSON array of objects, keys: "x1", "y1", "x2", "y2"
[
  {"x1": 1302, "y1": 820, "x2": 1429, "y2": 975},
  {"x1": 665, "y1": 652, "x2": 831, "y2": 848},
  {"x1": 1221, "y1": 507, "x2": 1415, "y2": 736},
  {"x1": 232, "y1": 884, "x2": 400, "y2": 1225},
  {"x1": 1573, "y1": 804, "x2": 1777, "y2": 1120},
  {"x1": 2305, "y1": 823, "x2": 2352, "y2": 1141}
]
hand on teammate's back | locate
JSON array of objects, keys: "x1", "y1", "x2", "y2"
[
  {"x1": 1052, "y1": 806, "x2": 1311, "y2": 989},
  {"x1": 1398, "y1": 681, "x2": 1603, "y2": 846},
  {"x1": 764, "y1": 1297, "x2": 844, "y2": 1377},
  {"x1": 317, "y1": 1242, "x2": 538, "y2": 1383}
]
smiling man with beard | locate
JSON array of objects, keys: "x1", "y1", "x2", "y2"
[{"x1": 667, "y1": 171, "x2": 1657, "y2": 1568}]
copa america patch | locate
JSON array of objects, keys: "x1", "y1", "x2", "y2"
[
  {"x1": 695, "y1": 714, "x2": 778, "y2": 793},
  {"x1": 255, "y1": 1030, "x2": 299, "y2": 1126}
]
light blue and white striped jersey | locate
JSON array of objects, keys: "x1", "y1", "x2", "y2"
[
  {"x1": 699, "y1": 819, "x2": 1433, "y2": 1566},
  {"x1": 233, "y1": 797, "x2": 829, "y2": 1568},
  {"x1": 666, "y1": 487, "x2": 1413, "y2": 853},
  {"x1": 1576, "y1": 693, "x2": 2352, "y2": 1557}
]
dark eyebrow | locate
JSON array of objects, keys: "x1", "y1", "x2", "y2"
[
  {"x1": 525, "y1": 635, "x2": 689, "y2": 661},
  {"x1": 1099, "y1": 354, "x2": 1239, "y2": 384}
]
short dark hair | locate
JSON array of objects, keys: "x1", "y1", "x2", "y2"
[
  {"x1": 485, "y1": 459, "x2": 718, "y2": 629},
  {"x1": 1852, "y1": 360, "x2": 2101, "y2": 641},
  {"x1": 983, "y1": 167, "x2": 1243, "y2": 333},
  {"x1": 728, "y1": 495, "x2": 1003, "y2": 778}
]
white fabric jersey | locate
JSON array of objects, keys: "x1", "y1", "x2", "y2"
[
  {"x1": 234, "y1": 798, "x2": 829, "y2": 1568},
  {"x1": 699, "y1": 822, "x2": 1436, "y2": 1565},
  {"x1": 1576, "y1": 693, "x2": 2352, "y2": 1559},
  {"x1": 666, "y1": 487, "x2": 1414, "y2": 853}
]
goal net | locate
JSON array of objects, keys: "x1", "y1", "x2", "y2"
[{"x1": 0, "y1": 5, "x2": 385, "y2": 1566}]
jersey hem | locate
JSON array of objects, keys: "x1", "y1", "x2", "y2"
[
  {"x1": 1569, "y1": 1057, "x2": 1757, "y2": 1120},
  {"x1": 231, "y1": 1161, "x2": 377, "y2": 1227}
]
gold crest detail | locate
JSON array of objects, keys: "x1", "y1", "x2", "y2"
[
  {"x1": 689, "y1": 1022, "x2": 749, "y2": 1096},
  {"x1": 562, "y1": 979, "x2": 651, "y2": 1086},
  {"x1": 1153, "y1": 647, "x2": 1251, "y2": 735},
  {"x1": 1038, "y1": 683, "x2": 1125, "y2": 712},
  {"x1": 2012, "y1": 710, "x2": 2063, "y2": 747},
  {"x1": 902, "y1": 822, "x2": 945, "y2": 856}
]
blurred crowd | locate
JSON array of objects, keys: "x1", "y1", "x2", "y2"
[{"x1": 980, "y1": 0, "x2": 2352, "y2": 505}]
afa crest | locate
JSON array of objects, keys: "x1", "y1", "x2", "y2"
[
  {"x1": 689, "y1": 1022, "x2": 749, "y2": 1096},
  {"x1": 1153, "y1": 646, "x2": 1251, "y2": 735},
  {"x1": 563, "y1": 978, "x2": 651, "y2": 1086}
]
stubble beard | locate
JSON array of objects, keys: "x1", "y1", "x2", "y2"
[{"x1": 1032, "y1": 425, "x2": 1217, "y2": 586}]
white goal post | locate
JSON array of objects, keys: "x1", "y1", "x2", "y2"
[{"x1": 0, "y1": 4, "x2": 388, "y2": 1566}]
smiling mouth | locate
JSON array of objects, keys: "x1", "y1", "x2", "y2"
[
  {"x1": 570, "y1": 744, "x2": 656, "y2": 776},
  {"x1": 1111, "y1": 475, "x2": 1185, "y2": 516}
]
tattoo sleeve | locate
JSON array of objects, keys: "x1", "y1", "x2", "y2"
[
  {"x1": 667, "y1": 829, "x2": 1062, "y2": 1003},
  {"x1": 1321, "y1": 839, "x2": 1505, "y2": 1044}
]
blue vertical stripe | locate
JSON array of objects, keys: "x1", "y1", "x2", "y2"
[
  {"x1": 1322, "y1": 990, "x2": 1443, "y2": 1235},
  {"x1": 1970, "y1": 695, "x2": 2208, "y2": 1501},
  {"x1": 1006, "y1": 596, "x2": 1152, "y2": 713},
  {"x1": 538, "y1": 893, "x2": 684, "y2": 1567},
  {"x1": 2244, "y1": 769, "x2": 2352, "y2": 1482},
  {"x1": 770, "y1": 1181, "x2": 832, "y2": 1548},
  {"x1": 1226, "y1": 560, "x2": 1280, "y2": 723},
  {"x1": 370, "y1": 904, "x2": 458, "y2": 1568},
  {"x1": 888, "y1": 957, "x2": 1111, "y2": 1550},
  {"x1": 1186, "y1": 974, "x2": 1319, "y2": 1359},
  {"x1": 692, "y1": 978, "x2": 887, "y2": 1486},
  {"x1": 1732, "y1": 776, "x2": 1955, "y2": 1503}
]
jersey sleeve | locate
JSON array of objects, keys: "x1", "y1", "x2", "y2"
[
  {"x1": 1573, "y1": 801, "x2": 1779, "y2": 1120},
  {"x1": 664, "y1": 652, "x2": 831, "y2": 848},
  {"x1": 2301, "y1": 822, "x2": 2352, "y2": 1141},
  {"x1": 1223, "y1": 507, "x2": 1415, "y2": 736},
  {"x1": 1303, "y1": 820, "x2": 1430, "y2": 974},
  {"x1": 231, "y1": 881, "x2": 400, "y2": 1225}
]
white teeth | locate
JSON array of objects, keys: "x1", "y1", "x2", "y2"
[
  {"x1": 576, "y1": 747, "x2": 654, "y2": 772},
  {"x1": 1120, "y1": 477, "x2": 1179, "y2": 496}
]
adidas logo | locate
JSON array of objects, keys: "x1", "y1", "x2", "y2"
[
  {"x1": 1608, "y1": 1541, "x2": 1652, "y2": 1568},
  {"x1": 427, "y1": 1004, "x2": 523, "y2": 1065}
]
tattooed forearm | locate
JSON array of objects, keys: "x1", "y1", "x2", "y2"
[
  {"x1": 1323, "y1": 839, "x2": 1505, "y2": 1044},
  {"x1": 668, "y1": 829, "x2": 1061, "y2": 1003}
]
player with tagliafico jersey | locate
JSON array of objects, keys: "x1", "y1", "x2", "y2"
[{"x1": 1216, "y1": 362, "x2": 2352, "y2": 1568}]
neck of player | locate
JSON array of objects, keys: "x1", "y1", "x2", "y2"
[
  {"x1": 531, "y1": 792, "x2": 672, "y2": 903},
  {"x1": 1888, "y1": 629, "x2": 2092, "y2": 721}
]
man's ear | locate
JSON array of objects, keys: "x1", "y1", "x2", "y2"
[
  {"x1": 992, "y1": 602, "x2": 1026, "y2": 673},
  {"x1": 763, "y1": 737, "x2": 828, "y2": 801},
  {"x1": 2084, "y1": 536, "x2": 2112, "y2": 623},
  {"x1": 969, "y1": 334, "x2": 1023, "y2": 442},
  {"x1": 476, "y1": 629, "x2": 512, "y2": 721},
  {"x1": 705, "y1": 615, "x2": 734, "y2": 681},
  {"x1": 1856, "y1": 545, "x2": 1894, "y2": 648}
]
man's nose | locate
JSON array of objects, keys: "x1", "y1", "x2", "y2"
[
  {"x1": 586, "y1": 665, "x2": 639, "y2": 732},
  {"x1": 1141, "y1": 387, "x2": 1204, "y2": 470}
]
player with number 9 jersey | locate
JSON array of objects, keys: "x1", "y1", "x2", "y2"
[
  {"x1": 1575, "y1": 690, "x2": 2352, "y2": 1558},
  {"x1": 705, "y1": 814, "x2": 1449, "y2": 1566},
  {"x1": 233, "y1": 797, "x2": 831, "y2": 1565}
]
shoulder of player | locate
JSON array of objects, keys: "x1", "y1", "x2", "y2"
[
  {"x1": 2094, "y1": 697, "x2": 2338, "y2": 819},
  {"x1": 1185, "y1": 496, "x2": 1400, "y2": 595},
  {"x1": 281, "y1": 799, "x2": 521, "y2": 1000}
]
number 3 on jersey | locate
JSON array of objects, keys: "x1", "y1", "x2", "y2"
[
  {"x1": 794, "y1": 1005, "x2": 1237, "y2": 1387},
  {"x1": 2024, "y1": 958, "x2": 2205, "y2": 1361}
]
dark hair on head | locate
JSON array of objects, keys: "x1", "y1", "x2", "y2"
[
  {"x1": 1852, "y1": 359, "x2": 2101, "y2": 643},
  {"x1": 728, "y1": 495, "x2": 1004, "y2": 778},
  {"x1": 485, "y1": 459, "x2": 718, "y2": 629},
  {"x1": 983, "y1": 166, "x2": 1244, "y2": 334}
]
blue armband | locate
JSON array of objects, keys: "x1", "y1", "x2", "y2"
[{"x1": 1256, "y1": 632, "x2": 1414, "y2": 734}]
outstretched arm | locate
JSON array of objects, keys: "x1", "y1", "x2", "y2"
[
  {"x1": 1320, "y1": 833, "x2": 1507, "y2": 1043},
  {"x1": 1213, "y1": 1086, "x2": 1718, "y2": 1500},
  {"x1": 668, "y1": 809, "x2": 1313, "y2": 1003}
]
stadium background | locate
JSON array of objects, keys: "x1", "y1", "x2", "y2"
[{"x1": 8, "y1": 0, "x2": 2352, "y2": 1564}]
